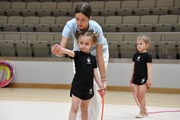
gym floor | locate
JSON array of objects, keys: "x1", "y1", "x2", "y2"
[{"x1": 0, "y1": 88, "x2": 180, "y2": 120}]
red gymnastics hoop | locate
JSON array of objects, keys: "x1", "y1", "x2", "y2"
[
  {"x1": 98, "y1": 90, "x2": 105, "y2": 120},
  {"x1": 0, "y1": 60, "x2": 15, "y2": 88}
]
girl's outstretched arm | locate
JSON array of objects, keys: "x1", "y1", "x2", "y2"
[{"x1": 57, "y1": 44, "x2": 75, "y2": 58}]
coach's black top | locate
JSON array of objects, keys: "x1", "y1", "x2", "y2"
[
  {"x1": 132, "y1": 52, "x2": 152, "y2": 80},
  {"x1": 70, "y1": 51, "x2": 97, "y2": 89}
]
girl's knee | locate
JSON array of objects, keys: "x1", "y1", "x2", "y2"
[
  {"x1": 81, "y1": 109, "x2": 88, "y2": 114},
  {"x1": 71, "y1": 106, "x2": 79, "y2": 113},
  {"x1": 81, "y1": 105, "x2": 89, "y2": 114},
  {"x1": 80, "y1": 105, "x2": 88, "y2": 112},
  {"x1": 138, "y1": 95, "x2": 145, "y2": 101}
]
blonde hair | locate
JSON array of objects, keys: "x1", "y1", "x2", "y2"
[
  {"x1": 76, "y1": 31, "x2": 99, "y2": 44},
  {"x1": 136, "y1": 34, "x2": 151, "y2": 47}
]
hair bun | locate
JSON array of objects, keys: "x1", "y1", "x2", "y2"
[{"x1": 93, "y1": 32, "x2": 99, "y2": 38}]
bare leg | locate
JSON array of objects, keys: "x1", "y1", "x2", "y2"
[
  {"x1": 133, "y1": 84, "x2": 147, "y2": 117},
  {"x1": 138, "y1": 84, "x2": 147, "y2": 115},
  {"x1": 69, "y1": 95, "x2": 81, "y2": 120},
  {"x1": 133, "y1": 84, "x2": 139, "y2": 101},
  {"x1": 76, "y1": 84, "x2": 101, "y2": 120},
  {"x1": 81, "y1": 99, "x2": 90, "y2": 120}
]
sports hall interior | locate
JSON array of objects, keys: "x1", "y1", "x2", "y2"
[{"x1": 0, "y1": 0, "x2": 180, "y2": 120}]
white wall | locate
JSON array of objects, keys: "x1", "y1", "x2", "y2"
[
  {"x1": 12, "y1": 60, "x2": 74, "y2": 84},
  {"x1": 5, "y1": 58, "x2": 180, "y2": 89},
  {"x1": 106, "y1": 62, "x2": 180, "y2": 88}
]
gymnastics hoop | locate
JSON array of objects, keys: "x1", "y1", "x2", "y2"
[
  {"x1": 0, "y1": 60, "x2": 15, "y2": 88},
  {"x1": 98, "y1": 90, "x2": 105, "y2": 120},
  {"x1": 130, "y1": 81, "x2": 180, "y2": 115},
  {"x1": 0, "y1": 66, "x2": 11, "y2": 81}
]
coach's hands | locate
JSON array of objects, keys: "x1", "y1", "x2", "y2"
[
  {"x1": 51, "y1": 44, "x2": 62, "y2": 57},
  {"x1": 98, "y1": 89, "x2": 105, "y2": 98}
]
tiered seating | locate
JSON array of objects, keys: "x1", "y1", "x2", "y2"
[
  {"x1": 0, "y1": 32, "x2": 57, "y2": 57},
  {"x1": 0, "y1": 16, "x2": 72, "y2": 32},
  {"x1": 0, "y1": 0, "x2": 179, "y2": 17},
  {"x1": 120, "y1": 16, "x2": 140, "y2": 32},
  {"x1": 1, "y1": 15, "x2": 180, "y2": 32},
  {"x1": 1, "y1": 16, "x2": 24, "y2": 32},
  {"x1": 105, "y1": 33, "x2": 123, "y2": 58},
  {"x1": 165, "y1": 33, "x2": 180, "y2": 59},
  {"x1": 155, "y1": 15, "x2": 178, "y2": 32},
  {"x1": 102, "y1": 16, "x2": 122, "y2": 32},
  {"x1": 0, "y1": 32, "x2": 180, "y2": 59},
  {"x1": 174, "y1": 15, "x2": 180, "y2": 32},
  {"x1": 136, "y1": 15, "x2": 158, "y2": 32},
  {"x1": 0, "y1": 0, "x2": 180, "y2": 59}
]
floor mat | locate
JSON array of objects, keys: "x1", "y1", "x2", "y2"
[{"x1": 0, "y1": 100, "x2": 180, "y2": 120}]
